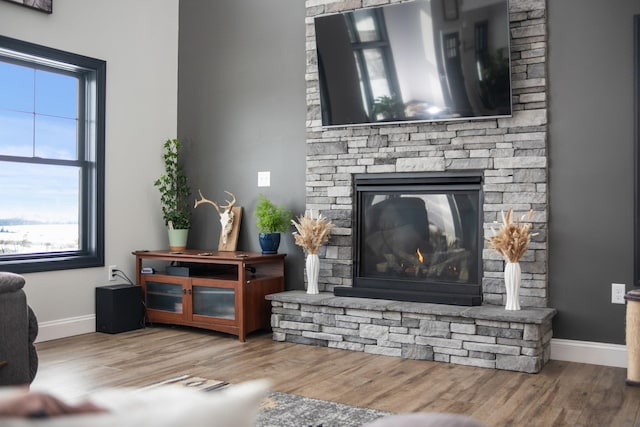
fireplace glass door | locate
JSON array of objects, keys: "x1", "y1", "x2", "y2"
[
  {"x1": 360, "y1": 192, "x2": 479, "y2": 285},
  {"x1": 345, "y1": 172, "x2": 483, "y2": 305}
]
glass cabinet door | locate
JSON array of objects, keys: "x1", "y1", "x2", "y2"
[
  {"x1": 145, "y1": 281, "x2": 184, "y2": 314},
  {"x1": 192, "y1": 285, "x2": 235, "y2": 319}
]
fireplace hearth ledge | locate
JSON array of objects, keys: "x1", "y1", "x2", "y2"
[{"x1": 266, "y1": 291, "x2": 557, "y2": 373}]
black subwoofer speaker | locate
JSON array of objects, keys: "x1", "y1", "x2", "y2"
[{"x1": 95, "y1": 284, "x2": 144, "y2": 334}]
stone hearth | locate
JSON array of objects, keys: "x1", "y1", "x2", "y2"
[{"x1": 268, "y1": 292, "x2": 556, "y2": 373}]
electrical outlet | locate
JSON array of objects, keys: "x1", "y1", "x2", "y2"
[
  {"x1": 108, "y1": 265, "x2": 117, "y2": 281},
  {"x1": 612, "y1": 283, "x2": 626, "y2": 304}
]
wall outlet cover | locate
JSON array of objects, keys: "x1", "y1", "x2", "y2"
[{"x1": 612, "y1": 283, "x2": 626, "y2": 304}]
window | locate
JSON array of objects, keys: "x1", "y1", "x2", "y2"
[
  {"x1": 345, "y1": 8, "x2": 402, "y2": 121},
  {"x1": 0, "y1": 36, "x2": 105, "y2": 273}
]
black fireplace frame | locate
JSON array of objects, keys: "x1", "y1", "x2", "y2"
[{"x1": 335, "y1": 171, "x2": 483, "y2": 306}]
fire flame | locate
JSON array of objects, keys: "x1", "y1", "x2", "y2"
[{"x1": 416, "y1": 248, "x2": 424, "y2": 264}]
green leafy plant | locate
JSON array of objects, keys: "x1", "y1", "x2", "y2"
[
  {"x1": 371, "y1": 94, "x2": 405, "y2": 121},
  {"x1": 154, "y1": 138, "x2": 192, "y2": 229},
  {"x1": 254, "y1": 195, "x2": 292, "y2": 233}
]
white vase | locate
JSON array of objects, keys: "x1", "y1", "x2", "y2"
[
  {"x1": 504, "y1": 261, "x2": 521, "y2": 311},
  {"x1": 306, "y1": 253, "x2": 320, "y2": 295}
]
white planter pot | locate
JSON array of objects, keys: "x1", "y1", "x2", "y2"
[
  {"x1": 305, "y1": 253, "x2": 320, "y2": 295},
  {"x1": 504, "y1": 261, "x2": 521, "y2": 311}
]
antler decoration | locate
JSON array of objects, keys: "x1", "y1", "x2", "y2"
[
  {"x1": 194, "y1": 190, "x2": 237, "y2": 245},
  {"x1": 213, "y1": 191, "x2": 236, "y2": 214},
  {"x1": 194, "y1": 189, "x2": 216, "y2": 210}
]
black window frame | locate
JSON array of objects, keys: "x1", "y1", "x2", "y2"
[
  {"x1": 345, "y1": 8, "x2": 402, "y2": 120},
  {"x1": 0, "y1": 35, "x2": 105, "y2": 273}
]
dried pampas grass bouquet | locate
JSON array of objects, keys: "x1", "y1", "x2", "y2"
[
  {"x1": 291, "y1": 210, "x2": 334, "y2": 255},
  {"x1": 488, "y1": 208, "x2": 537, "y2": 263}
]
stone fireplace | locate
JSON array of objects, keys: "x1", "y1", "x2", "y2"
[
  {"x1": 304, "y1": 0, "x2": 549, "y2": 309},
  {"x1": 268, "y1": 0, "x2": 555, "y2": 373}
]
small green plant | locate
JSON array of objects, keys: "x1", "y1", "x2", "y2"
[
  {"x1": 154, "y1": 138, "x2": 192, "y2": 229},
  {"x1": 371, "y1": 94, "x2": 405, "y2": 121},
  {"x1": 254, "y1": 195, "x2": 292, "y2": 233}
]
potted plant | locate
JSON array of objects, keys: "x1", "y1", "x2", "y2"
[
  {"x1": 154, "y1": 138, "x2": 192, "y2": 251},
  {"x1": 253, "y1": 194, "x2": 292, "y2": 254}
]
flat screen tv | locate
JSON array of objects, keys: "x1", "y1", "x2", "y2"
[{"x1": 314, "y1": 0, "x2": 512, "y2": 127}]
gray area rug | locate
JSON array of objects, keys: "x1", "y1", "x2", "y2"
[
  {"x1": 256, "y1": 391, "x2": 391, "y2": 427},
  {"x1": 144, "y1": 376, "x2": 390, "y2": 426}
]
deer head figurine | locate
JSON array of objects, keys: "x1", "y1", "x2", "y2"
[{"x1": 194, "y1": 190, "x2": 237, "y2": 245}]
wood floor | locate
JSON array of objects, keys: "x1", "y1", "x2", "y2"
[{"x1": 32, "y1": 325, "x2": 640, "y2": 427}]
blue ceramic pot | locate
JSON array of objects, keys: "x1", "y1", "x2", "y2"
[{"x1": 258, "y1": 232, "x2": 281, "y2": 254}]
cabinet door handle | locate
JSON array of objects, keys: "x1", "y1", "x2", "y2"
[
  {"x1": 188, "y1": 289, "x2": 192, "y2": 295},
  {"x1": 183, "y1": 289, "x2": 187, "y2": 294}
]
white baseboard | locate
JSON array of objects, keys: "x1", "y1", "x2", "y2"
[
  {"x1": 551, "y1": 338, "x2": 627, "y2": 368},
  {"x1": 35, "y1": 315, "x2": 95, "y2": 343}
]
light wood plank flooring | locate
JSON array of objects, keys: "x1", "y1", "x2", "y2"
[{"x1": 31, "y1": 326, "x2": 640, "y2": 426}]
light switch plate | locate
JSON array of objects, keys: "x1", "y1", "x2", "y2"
[{"x1": 258, "y1": 171, "x2": 270, "y2": 187}]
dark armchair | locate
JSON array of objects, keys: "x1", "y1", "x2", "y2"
[{"x1": 0, "y1": 272, "x2": 38, "y2": 386}]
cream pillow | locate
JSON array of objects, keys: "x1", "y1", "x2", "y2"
[{"x1": 0, "y1": 379, "x2": 270, "y2": 427}]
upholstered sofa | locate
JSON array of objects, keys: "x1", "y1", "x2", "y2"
[{"x1": 0, "y1": 272, "x2": 38, "y2": 386}]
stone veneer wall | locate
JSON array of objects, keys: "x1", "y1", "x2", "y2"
[{"x1": 305, "y1": 0, "x2": 549, "y2": 308}]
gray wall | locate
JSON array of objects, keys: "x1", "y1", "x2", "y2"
[
  {"x1": 177, "y1": 0, "x2": 307, "y2": 289},
  {"x1": 549, "y1": 0, "x2": 640, "y2": 344},
  {"x1": 177, "y1": 0, "x2": 640, "y2": 345}
]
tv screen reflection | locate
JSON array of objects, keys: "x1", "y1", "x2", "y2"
[{"x1": 314, "y1": 0, "x2": 512, "y2": 127}]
